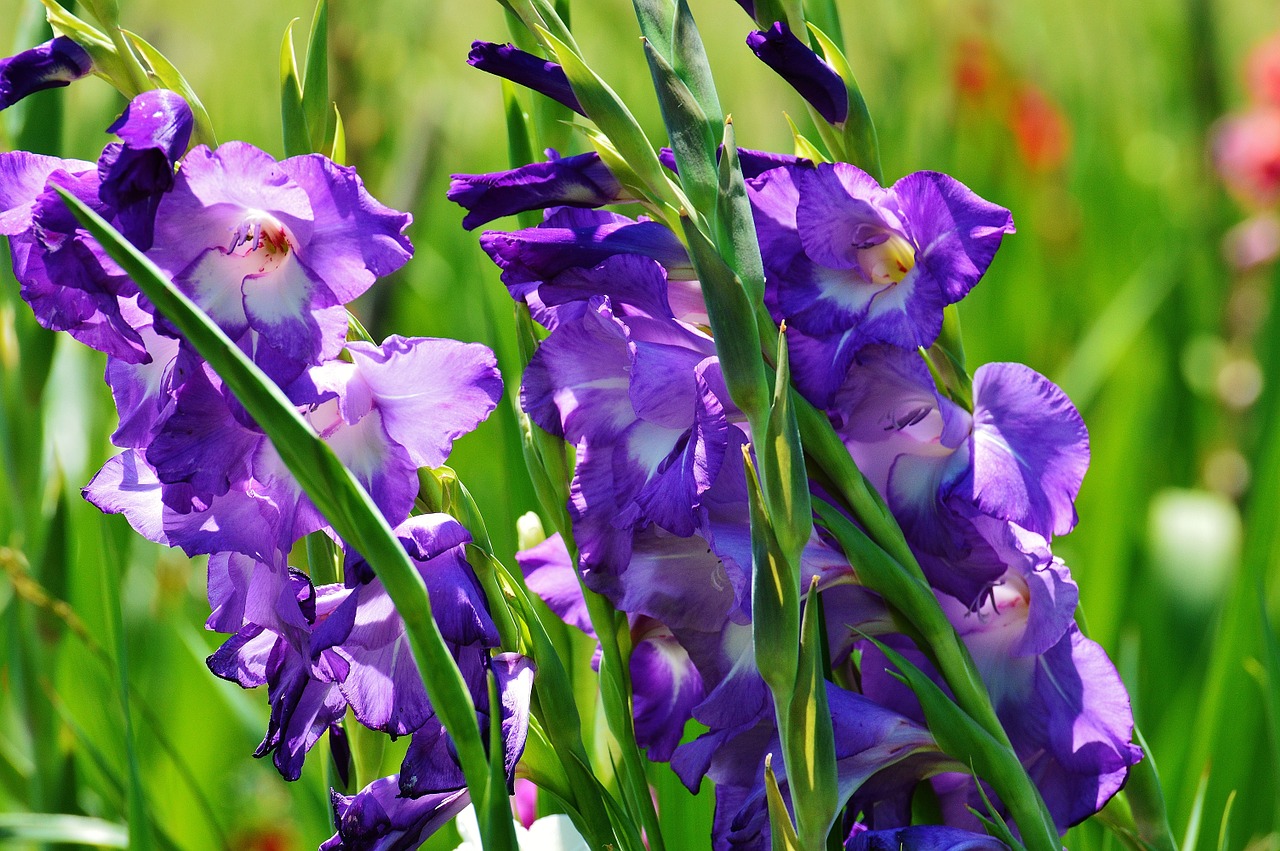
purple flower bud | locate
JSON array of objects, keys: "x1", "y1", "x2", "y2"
[
  {"x1": 747, "y1": 23, "x2": 848, "y2": 125},
  {"x1": 98, "y1": 89, "x2": 194, "y2": 250},
  {"x1": 449, "y1": 150, "x2": 627, "y2": 230},
  {"x1": 0, "y1": 37, "x2": 92, "y2": 111},
  {"x1": 467, "y1": 41, "x2": 584, "y2": 116}
]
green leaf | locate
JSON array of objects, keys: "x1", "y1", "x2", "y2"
[
  {"x1": 280, "y1": 18, "x2": 310, "y2": 157},
  {"x1": 746, "y1": 447, "x2": 798, "y2": 695},
  {"x1": 121, "y1": 30, "x2": 218, "y2": 148},
  {"x1": 641, "y1": 39, "x2": 720, "y2": 219},
  {"x1": 764, "y1": 755, "x2": 801, "y2": 851},
  {"x1": 302, "y1": 0, "x2": 331, "y2": 154},
  {"x1": 784, "y1": 114, "x2": 828, "y2": 163},
  {"x1": 716, "y1": 118, "x2": 767, "y2": 306},
  {"x1": 761, "y1": 327, "x2": 812, "y2": 563},
  {"x1": 679, "y1": 217, "x2": 768, "y2": 428},
  {"x1": 0, "y1": 814, "x2": 128, "y2": 847},
  {"x1": 482, "y1": 671, "x2": 522, "y2": 851},
  {"x1": 868, "y1": 636, "x2": 1059, "y2": 851},
  {"x1": 807, "y1": 23, "x2": 881, "y2": 184},
  {"x1": 54, "y1": 186, "x2": 496, "y2": 827},
  {"x1": 789, "y1": 578, "x2": 838, "y2": 849},
  {"x1": 329, "y1": 104, "x2": 346, "y2": 164}
]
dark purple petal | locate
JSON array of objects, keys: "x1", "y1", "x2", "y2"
[
  {"x1": 98, "y1": 90, "x2": 194, "y2": 250},
  {"x1": 467, "y1": 41, "x2": 583, "y2": 115},
  {"x1": 144, "y1": 364, "x2": 262, "y2": 504},
  {"x1": 956, "y1": 363, "x2": 1089, "y2": 538},
  {"x1": 846, "y1": 825, "x2": 1007, "y2": 851},
  {"x1": 0, "y1": 37, "x2": 91, "y2": 111},
  {"x1": 747, "y1": 23, "x2": 847, "y2": 124},
  {"x1": 480, "y1": 211, "x2": 694, "y2": 294},
  {"x1": 450, "y1": 151, "x2": 626, "y2": 230},
  {"x1": 255, "y1": 640, "x2": 348, "y2": 781},
  {"x1": 321, "y1": 776, "x2": 469, "y2": 851},
  {"x1": 630, "y1": 619, "x2": 704, "y2": 761}
]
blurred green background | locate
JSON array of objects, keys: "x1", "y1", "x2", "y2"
[{"x1": 2, "y1": 0, "x2": 1279, "y2": 848}]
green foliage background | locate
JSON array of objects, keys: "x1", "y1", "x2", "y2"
[{"x1": 1, "y1": 0, "x2": 1278, "y2": 848}]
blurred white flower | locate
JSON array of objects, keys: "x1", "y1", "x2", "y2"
[{"x1": 453, "y1": 804, "x2": 590, "y2": 851}]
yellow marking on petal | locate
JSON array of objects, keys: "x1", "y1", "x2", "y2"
[{"x1": 857, "y1": 232, "x2": 916, "y2": 285}]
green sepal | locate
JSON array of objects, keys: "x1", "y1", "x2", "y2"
[
  {"x1": 789, "y1": 577, "x2": 838, "y2": 850},
  {"x1": 761, "y1": 327, "x2": 812, "y2": 563},
  {"x1": 280, "y1": 18, "x2": 310, "y2": 158},
  {"x1": 784, "y1": 113, "x2": 828, "y2": 164},
  {"x1": 301, "y1": 0, "x2": 332, "y2": 155},
  {"x1": 481, "y1": 671, "x2": 521, "y2": 851},
  {"x1": 806, "y1": 22, "x2": 881, "y2": 184},
  {"x1": 428, "y1": 466, "x2": 495, "y2": 553},
  {"x1": 804, "y1": 0, "x2": 844, "y2": 53},
  {"x1": 329, "y1": 104, "x2": 346, "y2": 164},
  {"x1": 716, "y1": 119, "x2": 767, "y2": 306},
  {"x1": 679, "y1": 217, "x2": 768, "y2": 428},
  {"x1": 641, "y1": 39, "x2": 719, "y2": 219},
  {"x1": 631, "y1": 0, "x2": 722, "y2": 127},
  {"x1": 764, "y1": 754, "x2": 801, "y2": 851},
  {"x1": 121, "y1": 30, "x2": 218, "y2": 148},
  {"x1": 750, "y1": 0, "x2": 804, "y2": 34},
  {"x1": 55, "y1": 186, "x2": 496, "y2": 824},
  {"x1": 746, "y1": 447, "x2": 798, "y2": 695},
  {"x1": 78, "y1": 0, "x2": 119, "y2": 28},
  {"x1": 537, "y1": 27, "x2": 678, "y2": 212}
]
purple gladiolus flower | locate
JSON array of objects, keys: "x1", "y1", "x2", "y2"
[
  {"x1": 467, "y1": 41, "x2": 584, "y2": 115},
  {"x1": 98, "y1": 89, "x2": 194, "y2": 250},
  {"x1": 449, "y1": 150, "x2": 627, "y2": 230},
  {"x1": 747, "y1": 23, "x2": 848, "y2": 125},
  {"x1": 146, "y1": 142, "x2": 413, "y2": 378},
  {"x1": 0, "y1": 37, "x2": 92, "y2": 110},
  {"x1": 748, "y1": 162, "x2": 1014, "y2": 389}
]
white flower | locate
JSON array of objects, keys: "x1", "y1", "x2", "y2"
[{"x1": 453, "y1": 804, "x2": 590, "y2": 851}]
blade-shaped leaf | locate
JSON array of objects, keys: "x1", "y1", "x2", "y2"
[
  {"x1": 302, "y1": 0, "x2": 331, "y2": 154},
  {"x1": 280, "y1": 18, "x2": 310, "y2": 157}
]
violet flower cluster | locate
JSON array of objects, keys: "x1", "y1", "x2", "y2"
[
  {"x1": 455, "y1": 38, "x2": 1142, "y2": 850},
  {"x1": 0, "y1": 80, "x2": 528, "y2": 849}
]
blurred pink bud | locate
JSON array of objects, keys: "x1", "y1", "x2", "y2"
[
  {"x1": 1247, "y1": 32, "x2": 1280, "y2": 107},
  {"x1": 1213, "y1": 107, "x2": 1280, "y2": 208}
]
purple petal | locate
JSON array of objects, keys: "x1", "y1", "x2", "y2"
[
  {"x1": 630, "y1": 619, "x2": 704, "y2": 761},
  {"x1": 0, "y1": 37, "x2": 91, "y2": 110},
  {"x1": 846, "y1": 825, "x2": 1007, "y2": 851},
  {"x1": 449, "y1": 151, "x2": 625, "y2": 230},
  {"x1": 345, "y1": 336, "x2": 502, "y2": 469},
  {"x1": 957, "y1": 363, "x2": 1089, "y2": 538},
  {"x1": 747, "y1": 23, "x2": 847, "y2": 124},
  {"x1": 277, "y1": 153, "x2": 414, "y2": 303},
  {"x1": 321, "y1": 776, "x2": 469, "y2": 851},
  {"x1": 467, "y1": 41, "x2": 583, "y2": 115},
  {"x1": 890, "y1": 170, "x2": 1015, "y2": 304},
  {"x1": 98, "y1": 89, "x2": 194, "y2": 250},
  {"x1": 517, "y1": 533, "x2": 595, "y2": 636}
]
